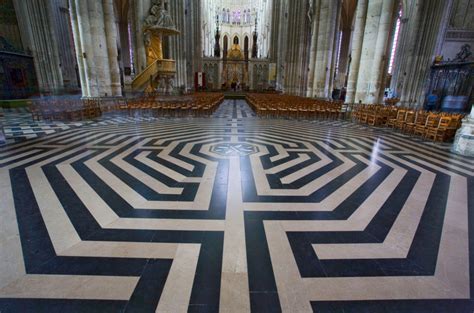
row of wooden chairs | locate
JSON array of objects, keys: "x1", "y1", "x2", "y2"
[
  {"x1": 29, "y1": 98, "x2": 101, "y2": 122},
  {"x1": 247, "y1": 93, "x2": 343, "y2": 119},
  {"x1": 118, "y1": 93, "x2": 224, "y2": 117},
  {"x1": 353, "y1": 104, "x2": 464, "y2": 142}
]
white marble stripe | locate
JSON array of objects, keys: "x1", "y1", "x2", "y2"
[
  {"x1": 0, "y1": 275, "x2": 138, "y2": 300},
  {"x1": 135, "y1": 151, "x2": 194, "y2": 183},
  {"x1": 280, "y1": 166, "x2": 403, "y2": 223},
  {"x1": 354, "y1": 137, "x2": 474, "y2": 174},
  {"x1": 51, "y1": 130, "x2": 115, "y2": 145},
  {"x1": 219, "y1": 157, "x2": 250, "y2": 312},
  {"x1": 249, "y1": 147, "x2": 356, "y2": 196},
  {"x1": 84, "y1": 138, "x2": 217, "y2": 210},
  {"x1": 312, "y1": 169, "x2": 435, "y2": 259},
  {"x1": 0, "y1": 149, "x2": 43, "y2": 164},
  {"x1": 403, "y1": 154, "x2": 473, "y2": 177},
  {"x1": 434, "y1": 175, "x2": 469, "y2": 296},
  {"x1": 1, "y1": 133, "x2": 119, "y2": 170},
  {"x1": 104, "y1": 134, "x2": 128, "y2": 145},
  {"x1": 0, "y1": 129, "x2": 85, "y2": 156},
  {"x1": 59, "y1": 157, "x2": 226, "y2": 231},
  {"x1": 57, "y1": 149, "x2": 102, "y2": 165},
  {"x1": 349, "y1": 137, "x2": 398, "y2": 152},
  {"x1": 86, "y1": 157, "x2": 209, "y2": 210},
  {"x1": 57, "y1": 162, "x2": 120, "y2": 226},
  {"x1": 158, "y1": 141, "x2": 195, "y2": 172},
  {"x1": 384, "y1": 134, "x2": 474, "y2": 167},
  {"x1": 264, "y1": 174, "x2": 469, "y2": 309},
  {"x1": 245, "y1": 134, "x2": 300, "y2": 148},
  {"x1": 27, "y1": 166, "x2": 81, "y2": 253},
  {"x1": 111, "y1": 142, "x2": 184, "y2": 195},
  {"x1": 108, "y1": 218, "x2": 225, "y2": 231},
  {"x1": 0, "y1": 170, "x2": 26, "y2": 290},
  {"x1": 34, "y1": 132, "x2": 116, "y2": 149},
  {"x1": 243, "y1": 153, "x2": 384, "y2": 211},
  {"x1": 156, "y1": 244, "x2": 201, "y2": 313},
  {"x1": 279, "y1": 152, "x2": 422, "y2": 230},
  {"x1": 279, "y1": 154, "x2": 331, "y2": 185},
  {"x1": 152, "y1": 132, "x2": 219, "y2": 146},
  {"x1": 280, "y1": 123, "x2": 474, "y2": 168},
  {"x1": 59, "y1": 241, "x2": 178, "y2": 259},
  {"x1": 265, "y1": 153, "x2": 311, "y2": 175}
]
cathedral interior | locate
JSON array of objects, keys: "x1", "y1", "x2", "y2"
[{"x1": 0, "y1": 0, "x2": 474, "y2": 312}]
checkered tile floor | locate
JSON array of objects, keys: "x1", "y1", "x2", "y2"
[{"x1": 0, "y1": 101, "x2": 257, "y2": 145}]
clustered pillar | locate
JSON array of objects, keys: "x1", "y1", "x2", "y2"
[
  {"x1": 184, "y1": 0, "x2": 203, "y2": 89},
  {"x1": 310, "y1": 0, "x2": 340, "y2": 98},
  {"x1": 278, "y1": 0, "x2": 342, "y2": 98},
  {"x1": 390, "y1": 0, "x2": 450, "y2": 107},
  {"x1": 346, "y1": 0, "x2": 395, "y2": 104},
  {"x1": 12, "y1": 0, "x2": 64, "y2": 94},
  {"x1": 69, "y1": 0, "x2": 121, "y2": 98},
  {"x1": 281, "y1": 0, "x2": 312, "y2": 95},
  {"x1": 168, "y1": 0, "x2": 187, "y2": 90}
]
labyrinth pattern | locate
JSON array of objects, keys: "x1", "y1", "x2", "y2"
[{"x1": 0, "y1": 100, "x2": 473, "y2": 312}]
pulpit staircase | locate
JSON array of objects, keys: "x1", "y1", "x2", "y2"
[{"x1": 131, "y1": 59, "x2": 176, "y2": 92}]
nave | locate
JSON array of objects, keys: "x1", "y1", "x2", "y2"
[{"x1": 0, "y1": 100, "x2": 473, "y2": 312}]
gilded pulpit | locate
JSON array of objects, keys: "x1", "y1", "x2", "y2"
[{"x1": 132, "y1": 0, "x2": 180, "y2": 93}]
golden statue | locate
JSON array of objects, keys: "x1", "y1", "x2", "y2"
[
  {"x1": 143, "y1": 0, "x2": 178, "y2": 65},
  {"x1": 132, "y1": 0, "x2": 180, "y2": 93},
  {"x1": 228, "y1": 36, "x2": 244, "y2": 60}
]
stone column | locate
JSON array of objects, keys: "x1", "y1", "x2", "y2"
[
  {"x1": 366, "y1": 0, "x2": 395, "y2": 103},
  {"x1": 131, "y1": 0, "x2": 149, "y2": 74},
  {"x1": 336, "y1": 27, "x2": 352, "y2": 88},
  {"x1": 13, "y1": 0, "x2": 64, "y2": 94},
  {"x1": 69, "y1": 0, "x2": 122, "y2": 97},
  {"x1": 409, "y1": 0, "x2": 448, "y2": 106},
  {"x1": 345, "y1": 0, "x2": 367, "y2": 103},
  {"x1": 284, "y1": 0, "x2": 311, "y2": 95},
  {"x1": 68, "y1": 0, "x2": 88, "y2": 95},
  {"x1": 74, "y1": 0, "x2": 98, "y2": 96},
  {"x1": 168, "y1": 0, "x2": 187, "y2": 90},
  {"x1": 326, "y1": 0, "x2": 342, "y2": 96},
  {"x1": 184, "y1": 0, "x2": 202, "y2": 90},
  {"x1": 390, "y1": 0, "x2": 450, "y2": 107},
  {"x1": 89, "y1": 0, "x2": 112, "y2": 97},
  {"x1": 312, "y1": 0, "x2": 339, "y2": 98},
  {"x1": 103, "y1": 0, "x2": 122, "y2": 96},
  {"x1": 307, "y1": 0, "x2": 321, "y2": 97},
  {"x1": 49, "y1": 0, "x2": 79, "y2": 91},
  {"x1": 355, "y1": 0, "x2": 384, "y2": 103},
  {"x1": 275, "y1": 0, "x2": 289, "y2": 92}
]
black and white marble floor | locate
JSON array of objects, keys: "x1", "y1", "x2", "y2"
[
  {"x1": 0, "y1": 100, "x2": 473, "y2": 312},
  {"x1": 0, "y1": 100, "x2": 256, "y2": 145}
]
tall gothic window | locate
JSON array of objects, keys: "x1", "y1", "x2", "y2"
[{"x1": 388, "y1": 10, "x2": 402, "y2": 74}]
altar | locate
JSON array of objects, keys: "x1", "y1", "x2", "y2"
[{"x1": 221, "y1": 37, "x2": 248, "y2": 89}]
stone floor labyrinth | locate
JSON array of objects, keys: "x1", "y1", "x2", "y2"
[{"x1": 0, "y1": 100, "x2": 473, "y2": 312}]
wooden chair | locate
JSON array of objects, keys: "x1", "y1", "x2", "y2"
[
  {"x1": 392, "y1": 110, "x2": 407, "y2": 130},
  {"x1": 414, "y1": 114, "x2": 439, "y2": 138}
]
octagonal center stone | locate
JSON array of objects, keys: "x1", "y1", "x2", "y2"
[{"x1": 210, "y1": 143, "x2": 259, "y2": 156}]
